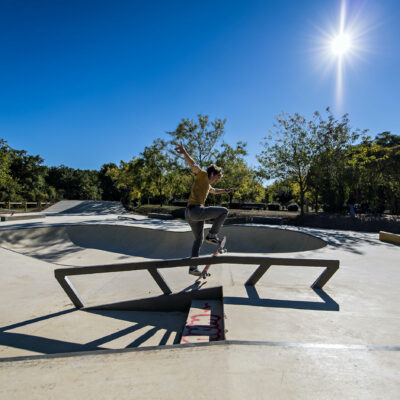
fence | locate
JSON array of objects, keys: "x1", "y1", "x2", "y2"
[{"x1": 0, "y1": 201, "x2": 52, "y2": 212}]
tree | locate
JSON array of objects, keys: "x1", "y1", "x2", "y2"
[
  {"x1": 257, "y1": 112, "x2": 316, "y2": 214},
  {"x1": 348, "y1": 138, "x2": 400, "y2": 214},
  {"x1": 0, "y1": 139, "x2": 12, "y2": 189},
  {"x1": 308, "y1": 109, "x2": 367, "y2": 212},
  {"x1": 140, "y1": 139, "x2": 175, "y2": 206},
  {"x1": 374, "y1": 132, "x2": 400, "y2": 148},
  {"x1": 76, "y1": 170, "x2": 102, "y2": 200},
  {"x1": 214, "y1": 141, "x2": 264, "y2": 205},
  {"x1": 99, "y1": 163, "x2": 121, "y2": 201},
  {"x1": 46, "y1": 165, "x2": 102, "y2": 200},
  {"x1": 105, "y1": 158, "x2": 145, "y2": 207},
  {"x1": 266, "y1": 179, "x2": 295, "y2": 205},
  {"x1": 168, "y1": 114, "x2": 226, "y2": 168},
  {"x1": 5, "y1": 146, "x2": 48, "y2": 201}
]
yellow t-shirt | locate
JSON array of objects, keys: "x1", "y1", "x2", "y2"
[{"x1": 187, "y1": 170, "x2": 210, "y2": 206}]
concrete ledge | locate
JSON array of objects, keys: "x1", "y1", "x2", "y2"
[
  {"x1": 0, "y1": 214, "x2": 45, "y2": 222},
  {"x1": 181, "y1": 299, "x2": 224, "y2": 343},
  {"x1": 379, "y1": 231, "x2": 400, "y2": 245}
]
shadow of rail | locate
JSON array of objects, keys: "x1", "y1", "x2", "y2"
[{"x1": 224, "y1": 286, "x2": 339, "y2": 311}]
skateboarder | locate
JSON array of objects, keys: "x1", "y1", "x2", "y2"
[{"x1": 174, "y1": 143, "x2": 235, "y2": 276}]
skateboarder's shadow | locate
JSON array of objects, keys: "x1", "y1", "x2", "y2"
[
  {"x1": 179, "y1": 281, "x2": 207, "y2": 292},
  {"x1": 224, "y1": 285, "x2": 339, "y2": 311}
]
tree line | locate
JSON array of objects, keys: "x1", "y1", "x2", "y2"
[{"x1": 1, "y1": 109, "x2": 399, "y2": 214}]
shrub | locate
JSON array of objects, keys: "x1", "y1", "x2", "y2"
[
  {"x1": 171, "y1": 208, "x2": 186, "y2": 219},
  {"x1": 267, "y1": 202, "x2": 281, "y2": 211}
]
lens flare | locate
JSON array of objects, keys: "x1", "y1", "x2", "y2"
[
  {"x1": 331, "y1": 32, "x2": 352, "y2": 56},
  {"x1": 310, "y1": 0, "x2": 373, "y2": 111}
]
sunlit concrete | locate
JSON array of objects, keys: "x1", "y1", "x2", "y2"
[{"x1": 0, "y1": 202, "x2": 399, "y2": 399}]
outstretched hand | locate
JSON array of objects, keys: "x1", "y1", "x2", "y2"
[{"x1": 174, "y1": 142, "x2": 186, "y2": 155}]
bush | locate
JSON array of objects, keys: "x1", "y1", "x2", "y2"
[
  {"x1": 172, "y1": 200, "x2": 187, "y2": 207},
  {"x1": 287, "y1": 203, "x2": 299, "y2": 212},
  {"x1": 171, "y1": 208, "x2": 186, "y2": 219},
  {"x1": 241, "y1": 202, "x2": 266, "y2": 210},
  {"x1": 267, "y1": 202, "x2": 281, "y2": 211}
]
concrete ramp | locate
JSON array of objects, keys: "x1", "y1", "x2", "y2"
[
  {"x1": 45, "y1": 200, "x2": 126, "y2": 215},
  {"x1": 181, "y1": 299, "x2": 224, "y2": 344}
]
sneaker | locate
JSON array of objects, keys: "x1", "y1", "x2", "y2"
[
  {"x1": 189, "y1": 266, "x2": 201, "y2": 276},
  {"x1": 206, "y1": 233, "x2": 222, "y2": 245}
]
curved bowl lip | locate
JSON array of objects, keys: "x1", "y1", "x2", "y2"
[{"x1": 0, "y1": 222, "x2": 328, "y2": 256}]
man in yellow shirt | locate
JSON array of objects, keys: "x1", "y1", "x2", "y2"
[{"x1": 175, "y1": 143, "x2": 235, "y2": 276}]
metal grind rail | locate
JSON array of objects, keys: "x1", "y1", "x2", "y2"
[{"x1": 54, "y1": 255, "x2": 339, "y2": 309}]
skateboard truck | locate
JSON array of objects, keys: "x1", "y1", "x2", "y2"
[{"x1": 197, "y1": 236, "x2": 227, "y2": 280}]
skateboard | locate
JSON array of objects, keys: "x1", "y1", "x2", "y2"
[{"x1": 197, "y1": 236, "x2": 227, "y2": 281}]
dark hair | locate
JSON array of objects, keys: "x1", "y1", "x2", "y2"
[{"x1": 207, "y1": 164, "x2": 222, "y2": 178}]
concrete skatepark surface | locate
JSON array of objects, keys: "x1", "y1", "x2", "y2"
[{"x1": 0, "y1": 201, "x2": 399, "y2": 399}]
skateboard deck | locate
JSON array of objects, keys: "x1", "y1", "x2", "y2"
[{"x1": 197, "y1": 236, "x2": 227, "y2": 281}]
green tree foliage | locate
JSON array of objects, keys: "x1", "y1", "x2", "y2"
[
  {"x1": 258, "y1": 112, "x2": 316, "y2": 214},
  {"x1": 99, "y1": 163, "x2": 122, "y2": 201},
  {"x1": 0, "y1": 140, "x2": 49, "y2": 202},
  {"x1": 374, "y1": 131, "x2": 400, "y2": 148},
  {"x1": 140, "y1": 139, "x2": 176, "y2": 206},
  {"x1": 0, "y1": 139, "x2": 12, "y2": 189},
  {"x1": 9, "y1": 150, "x2": 48, "y2": 201},
  {"x1": 308, "y1": 109, "x2": 367, "y2": 212},
  {"x1": 2, "y1": 119, "x2": 398, "y2": 214},
  {"x1": 347, "y1": 133, "x2": 400, "y2": 214},
  {"x1": 265, "y1": 179, "x2": 294, "y2": 205},
  {"x1": 46, "y1": 165, "x2": 102, "y2": 200},
  {"x1": 214, "y1": 142, "x2": 264, "y2": 205},
  {"x1": 106, "y1": 158, "x2": 144, "y2": 206},
  {"x1": 168, "y1": 114, "x2": 226, "y2": 168}
]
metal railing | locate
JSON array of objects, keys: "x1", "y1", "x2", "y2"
[{"x1": 54, "y1": 255, "x2": 340, "y2": 309}]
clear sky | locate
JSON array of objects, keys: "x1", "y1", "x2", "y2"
[{"x1": 1, "y1": 0, "x2": 399, "y2": 169}]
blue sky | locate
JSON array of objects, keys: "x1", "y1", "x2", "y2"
[{"x1": 1, "y1": 0, "x2": 399, "y2": 169}]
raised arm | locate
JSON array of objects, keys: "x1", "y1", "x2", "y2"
[
  {"x1": 209, "y1": 187, "x2": 236, "y2": 195},
  {"x1": 174, "y1": 142, "x2": 201, "y2": 174}
]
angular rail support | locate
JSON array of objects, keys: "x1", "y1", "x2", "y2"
[
  {"x1": 311, "y1": 263, "x2": 340, "y2": 289},
  {"x1": 245, "y1": 259, "x2": 340, "y2": 289},
  {"x1": 245, "y1": 264, "x2": 272, "y2": 286},
  {"x1": 55, "y1": 273, "x2": 85, "y2": 308},
  {"x1": 148, "y1": 268, "x2": 172, "y2": 295}
]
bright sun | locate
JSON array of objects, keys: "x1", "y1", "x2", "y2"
[
  {"x1": 313, "y1": 0, "x2": 372, "y2": 109},
  {"x1": 331, "y1": 32, "x2": 352, "y2": 56}
]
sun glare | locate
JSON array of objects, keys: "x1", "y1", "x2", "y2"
[
  {"x1": 312, "y1": 0, "x2": 371, "y2": 110},
  {"x1": 331, "y1": 32, "x2": 352, "y2": 56}
]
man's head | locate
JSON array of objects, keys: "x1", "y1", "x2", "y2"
[{"x1": 207, "y1": 164, "x2": 223, "y2": 184}]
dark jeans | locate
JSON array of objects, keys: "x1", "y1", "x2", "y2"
[{"x1": 185, "y1": 205, "x2": 228, "y2": 258}]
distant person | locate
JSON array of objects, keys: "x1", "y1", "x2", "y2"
[
  {"x1": 174, "y1": 143, "x2": 236, "y2": 276},
  {"x1": 348, "y1": 193, "x2": 356, "y2": 217}
]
